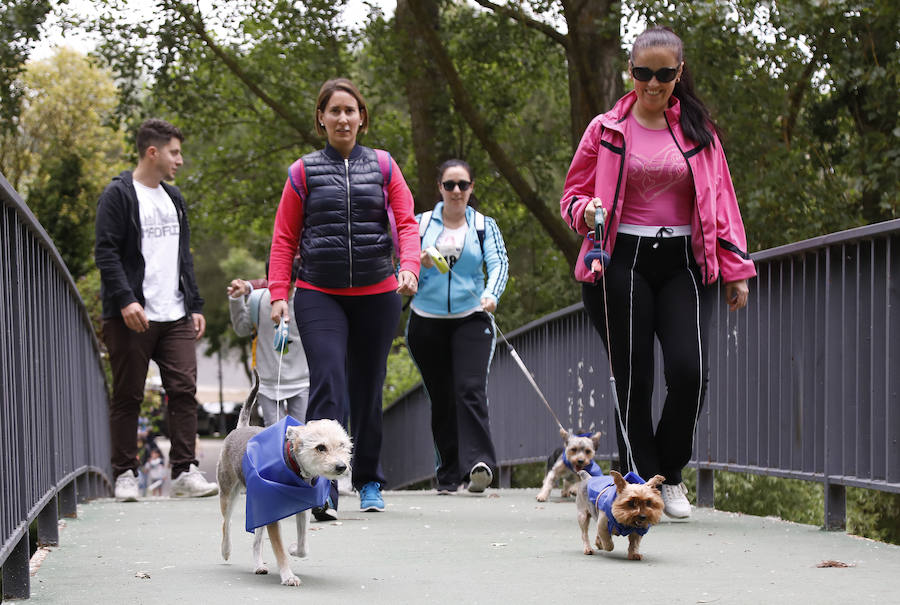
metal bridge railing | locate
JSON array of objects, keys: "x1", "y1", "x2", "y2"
[
  {"x1": 1, "y1": 174, "x2": 111, "y2": 600},
  {"x1": 382, "y1": 219, "x2": 900, "y2": 532}
]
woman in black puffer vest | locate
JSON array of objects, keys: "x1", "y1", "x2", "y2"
[{"x1": 268, "y1": 78, "x2": 420, "y2": 515}]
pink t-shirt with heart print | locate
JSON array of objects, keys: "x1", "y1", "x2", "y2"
[{"x1": 619, "y1": 114, "x2": 695, "y2": 227}]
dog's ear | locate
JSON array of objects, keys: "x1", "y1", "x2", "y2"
[
  {"x1": 559, "y1": 426, "x2": 570, "y2": 440},
  {"x1": 646, "y1": 474, "x2": 665, "y2": 489},
  {"x1": 610, "y1": 470, "x2": 626, "y2": 491},
  {"x1": 285, "y1": 425, "x2": 303, "y2": 443},
  {"x1": 590, "y1": 431, "x2": 602, "y2": 448}
]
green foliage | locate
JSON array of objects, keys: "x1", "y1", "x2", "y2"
[
  {"x1": 0, "y1": 0, "x2": 52, "y2": 132},
  {"x1": 3, "y1": 48, "x2": 128, "y2": 278},
  {"x1": 382, "y1": 336, "x2": 421, "y2": 408},
  {"x1": 706, "y1": 470, "x2": 824, "y2": 526},
  {"x1": 848, "y1": 488, "x2": 900, "y2": 545},
  {"x1": 25, "y1": 153, "x2": 96, "y2": 278}
]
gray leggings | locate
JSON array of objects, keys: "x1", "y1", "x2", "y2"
[{"x1": 257, "y1": 390, "x2": 309, "y2": 427}]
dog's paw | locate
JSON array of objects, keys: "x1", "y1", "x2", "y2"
[
  {"x1": 583, "y1": 546, "x2": 594, "y2": 555},
  {"x1": 627, "y1": 552, "x2": 643, "y2": 561},
  {"x1": 254, "y1": 565, "x2": 268, "y2": 575},
  {"x1": 288, "y1": 542, "x2": 307, "y2": 558},
  {"x1": 281, "y1": 573, "x2": 302, "y2": 586},
  {"x1": 535, "y1": 493, "x2": 548, "y2": 502}
]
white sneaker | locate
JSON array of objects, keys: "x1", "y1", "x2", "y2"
[
  {"x1": 170, "y1": 464, "x2": 218, "y2": 498},
  {"x1": 467, "y1": 462, "x2": 493, "y2": 493},
  {"x1": 115, "y1": 470, "x2": 139, "y2": 502},
  {"x1": 660, "y1": 482, "x2": 691, "y2": 518}
]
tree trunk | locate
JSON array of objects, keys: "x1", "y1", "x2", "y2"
[
  {"x1": 563, "y1": 0, "x2": 623, "y2": 148},
  {"x1": 406, "y1": 1, "x2": 580, "y2": 265},
  {"x1": 395, "y1": 0, "x2": 446, "y2": 213}
]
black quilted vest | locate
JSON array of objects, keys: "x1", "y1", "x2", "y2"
[{"x1": 298, "y1": 144, "x2": 393, "y2": 288}]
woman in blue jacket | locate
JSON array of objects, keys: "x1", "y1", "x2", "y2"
[{"x1": 406, "y1": 159, "x2": 509, "y2": 494}]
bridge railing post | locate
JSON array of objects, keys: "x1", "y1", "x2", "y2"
[
  {"x1": 825, "y1": 480, "x2": 847, "y2": 531},
  {"x1": 1, "y1": 533, "x2": 31, "y2": 600},
  {"x1": 59, "y1": 481, "x2": 78, "y2": 519},
  {"x1": 696, "y1": 468, "x2": 715, "y2": 508},
  {"x1": 37, "y1": 495, "x2": 60, "y2": 547}
]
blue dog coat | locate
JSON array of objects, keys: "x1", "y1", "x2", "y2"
[
  {"x1": 242, "y1": 415, "x2": 330, "y2": 532},
  {"x1": 563, "y1": 453, "x2": 603, "y2": 476},
  {"x1": 586, "y1": 471, "x2": 650, "y2": 537}
]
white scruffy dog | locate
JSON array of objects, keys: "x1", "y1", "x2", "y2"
[{"x1": 216, "y1": 376, "x2": 352, "y2": 586}]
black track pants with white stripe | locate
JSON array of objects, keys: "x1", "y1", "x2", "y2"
[
  {"x1": 406, "y1": 311, "x2": 498, "y2": 490},
  {"x1": 582, "y1": 233, "x2": 714, "y2": 485}
]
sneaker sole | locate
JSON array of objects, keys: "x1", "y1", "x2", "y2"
[
  {"x1": 360, "y1": 504, "x2": 384, "y2": 512},
  {"x1": 171, "y1": 488, "x2": 219, "y2": 498},
  {"x1": 467, "y1": 468, "x2": 491, "y2": 493},
  {"x1": 115, "y1": 495, "x2": 138, "y2": 502}
]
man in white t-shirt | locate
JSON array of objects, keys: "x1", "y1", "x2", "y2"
[{"x1": 95, "y1": 119, "x2": 218, "y2": 502}]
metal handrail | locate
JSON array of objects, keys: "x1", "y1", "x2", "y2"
[
  {"x1": 383, "y1": 219, "x2": 900, "y2": 532},
  {"x1": 1, "y1": 173, "x2": 112, "y2": 599}
]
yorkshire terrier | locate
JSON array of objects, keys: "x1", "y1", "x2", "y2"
[
  {"x1": 575, "y1": 469, "x2": 665, "y2": 560},
  {"x1": 535, "y1": 427, "x2": 602, "y2": 502}
]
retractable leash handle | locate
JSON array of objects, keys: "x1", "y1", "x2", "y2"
[{"x1": 583, "y1": 205, "x2": 610, "y2": 273}]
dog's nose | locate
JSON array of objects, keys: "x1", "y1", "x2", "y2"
[{"x1": 334, "y1": 463, "x2": 347, "y2": 474}]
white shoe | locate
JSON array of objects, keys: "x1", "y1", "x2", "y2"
[
  {"x1": 115, "y1": 470, "x2": 139, "y2": 502},
  {"x1": 467, "y1": 462, "x2": 493, "y2": 493},
  {"x1": 660, "y1": 482, "x2": 691, "y2": 518},
  {"x1": 170, "y1": 464, "x2": 218, "y2": 498}
]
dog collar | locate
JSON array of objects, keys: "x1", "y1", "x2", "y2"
[{"x1": 283, "y1": 440, "x2": 308, "y2": 481}]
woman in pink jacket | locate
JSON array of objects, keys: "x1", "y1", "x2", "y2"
[{"x1": 560, "y1": 26, "x2": 756, "y2": 519}]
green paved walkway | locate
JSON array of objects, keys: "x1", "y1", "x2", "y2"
[{"x1": 26, "y1": 489, "x2": 900, "y2": 604}]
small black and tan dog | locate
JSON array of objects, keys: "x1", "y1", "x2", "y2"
[
  {"x1": 535, "y1": 428, "x2": 602, "y2": 502},
  {"x1": 575, "y1": 470, "x2": 665, "y2": 560}
]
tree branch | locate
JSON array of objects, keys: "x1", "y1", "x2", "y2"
[
  {"x1": 170, "y1": 2, "x2": 318, "y2": 148},
  {"x1": 407, "y1": 2, "x2": 579, "y2": 265},
  {"x1": 471, "y1": 0, "x2": 569, "y2": 49},
  {"x1": 782, "y1": 51, "x2": 818, "y2": 149}
]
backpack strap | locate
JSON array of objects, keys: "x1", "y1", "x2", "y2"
[
  {"x1": 247, "y1": 288, "x2": 266, "y2": 370},
  {"x1": 248, "y1": 288, "x2": 265, "y2": 330},
  {"x1": 418, "y1": 210, "x2": 434, "y2": 239},
  {"x1": 375, "y1": 149, "x2": 398, "y2": 251},
  {"x1": 474, "y1": 210, "x2": 485, "y2": 251},
  {"x1": 288, "y1": 158, "x2": 308, "y2": 201}
]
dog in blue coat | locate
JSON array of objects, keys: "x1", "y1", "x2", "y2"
[
  {"x1": 575, "y1": 469, "x2": 665, "y2": 560},
  {"x1": 536, "y1": 428, "x2": 602, "y2": 502},
  {"x1": 217, "y1": 375, "x2": 352, "y2": 586}
]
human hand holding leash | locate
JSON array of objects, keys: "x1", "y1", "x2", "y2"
[
  {"x1": 270, "y1": 299, "x2": 290, "y2": 325},
  {"x1": 583, "y1": 198, "x2": 606, "y2": 229}
]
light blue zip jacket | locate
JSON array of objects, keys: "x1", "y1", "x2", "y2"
[{"x1": 411, "y1": 202, "x2": 509, "y2": 315}]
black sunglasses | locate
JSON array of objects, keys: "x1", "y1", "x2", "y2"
[
  {"x1": 630, "y1": 66, "x2": 679, "y2": 83},
  {"x1": 441, "y1": 180, "x2": 472, "y2": 192}
]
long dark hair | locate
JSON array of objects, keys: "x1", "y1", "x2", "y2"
[{"x1": 631, "y1": 26, "x2": 720, "y2": 147}]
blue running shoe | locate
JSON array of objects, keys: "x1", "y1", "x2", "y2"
[{"x1": 359, "y1": 481, "x2": 384, "y2": 512}]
